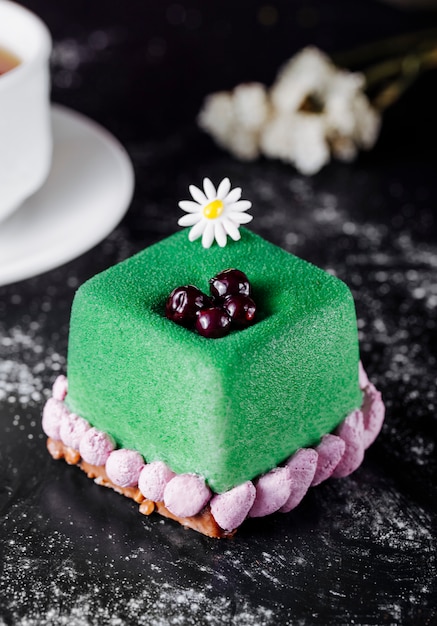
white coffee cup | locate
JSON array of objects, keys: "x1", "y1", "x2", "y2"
[{"x1": 0, "y1": 0, "x2": 52, "y2": 223}]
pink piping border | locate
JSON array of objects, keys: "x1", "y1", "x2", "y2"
[{"x1": 42, "y1": 363, "x2": 385, "y2": 531}]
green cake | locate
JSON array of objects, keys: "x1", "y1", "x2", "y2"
[
  {"x1": 65, "y1": 227, "x2": 361, "y2": 493},
  {"x1": 43, "y1": 178, "x2": 384, "y2": 537}
]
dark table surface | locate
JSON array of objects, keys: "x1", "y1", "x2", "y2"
[{"x1": 1, "y1": 1, "x2": 437, "y2": 624}]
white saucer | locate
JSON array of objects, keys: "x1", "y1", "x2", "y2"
[{"x1": 0, "y1": 104, "x2": 134, "y2": 287}]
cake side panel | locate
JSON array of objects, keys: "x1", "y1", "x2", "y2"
[
  {"x1": 206, "y1": 285, "x2": 362, "y2": 492},
  {"x1": 66, "y1": 285, "x2": 231, "y2": 481}
]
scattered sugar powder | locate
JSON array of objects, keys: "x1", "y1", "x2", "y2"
[
  {"x1": 8, "y1": 593, "x2": 274, "y2": 626},
  {"x1": 0, "y1": 542, "x2": 276, "y2": 626},
  {"x1": 0, "y1": 324, "x2": 63, "y2": 408}
]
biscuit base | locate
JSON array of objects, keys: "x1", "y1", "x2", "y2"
[{"x1": 46, "y1": 438, "x2": 236, "y2": 539}]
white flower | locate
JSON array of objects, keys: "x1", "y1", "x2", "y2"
[
  {"x1": 261, "y1": 112, "x2": 330, "y2": 175},
  {"x1": 198, "y1": 92, "x2": 234, "y2": 148},
  {"x1": 233, "y1": 83, "x2": 270, "y2": 131},
  {"x1": 265, "y1": 47, "x2": 381, "y2": 173},
  {"x1": 271, "y1": 47, "x2": 336, "y2": 114},
  {"x1": 198, "y1": 46, "x2": 381, "y2": 175},
  {"x1": 198, "y1": 83, "x2": 269, "y2": 161},
  {"x1": 178, "y1": 178, "x2": 253, "y2": 248}
]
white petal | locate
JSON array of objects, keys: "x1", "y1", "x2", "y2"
[
  {"x1": 228, "y1": 200, "x2": 252, "y2": 212},
  {"x1": 216, "y1": 177, "x2": 231, "y2": 199},
  {"x1": 189, "y1": 184, "x2": 208, "y2": 205},
  {"x1": 229, "y1": 212, "x2": 253, "y2": 225},
  {"x1": 178, "y1": 200, "x2": 202, "y2": 213},
  {"x1": 214, "y1": 221, "x2": 227, "y2": 247},
  {"x1": 222, "y1": 217, "x2": 241, "y2": 241},
  {"x1": 203, "y1": 178, "x2": 217, "y2": 200},
  {"x1": 225, "y1": 188, "x2": 242, "y2": 203},
  {"x1": 178, "y1": 213, "x2": 201, "y2": 227},
  {"x1": 189, "y1": 220, "x2": 206, "y2": 241},
  {"x1": 202, "y1": 221, "x2": 215, "y2": 248},
  {"x1": 291, "y1": 114, "x2": 329, "y2": 175}
]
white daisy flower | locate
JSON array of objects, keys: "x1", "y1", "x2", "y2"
[{"x1": 178, "y1": 177, "x2": 253, "y2": 249}]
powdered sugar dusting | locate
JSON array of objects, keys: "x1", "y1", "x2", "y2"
[
  {"x1": 0, "y1": 523, "x2": 278, "y2": 625},
  {"x1": 2, "y1": 578, "x2": 275, "y2": 625},
  {"x1": 0, "y1": 324, "x2": 63, "y2": 408}
]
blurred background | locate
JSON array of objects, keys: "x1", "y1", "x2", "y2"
[{"x1": 35, "y1": 0, "x2": 437, "y2": 142}]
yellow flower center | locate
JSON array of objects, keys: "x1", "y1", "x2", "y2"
[{"x1": 203, "y1": 199, "x2": 224, "y2": 220}]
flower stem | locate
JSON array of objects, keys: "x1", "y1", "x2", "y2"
[
  {"x1": 332, "y1": 29, "x2": 437, "y2": 110},
  {"x1": 333, "y1": 28, "x2": 437, "y2": 68},
  {"x1": 367, "y1": 46, "x2": 437, "y2": 110}
]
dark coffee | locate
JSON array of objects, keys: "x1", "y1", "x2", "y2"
[{"x1": 0, "y1": 46, "x2": 20, "y2": 76}]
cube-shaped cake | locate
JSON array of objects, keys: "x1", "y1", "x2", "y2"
[{"x1": 65, "y1": 228, "x2": 362, "y2": 494}]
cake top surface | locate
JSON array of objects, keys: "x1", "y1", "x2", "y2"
[{"x1": 78, "y1": 227, "x2": 353, "y2": 354}]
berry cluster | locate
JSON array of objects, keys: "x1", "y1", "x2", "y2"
[{"x1": 165, "y1": 269, "x2": 256, "y2": 338}]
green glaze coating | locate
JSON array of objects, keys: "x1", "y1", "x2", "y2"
[{"x1": 66, "y1": 228, "x2": 362, "y2": 493}]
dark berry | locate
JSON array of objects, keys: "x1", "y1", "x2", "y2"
[
  {"x1": 209, "y1": 269, "x2": 251, "y2": 300},
  {"x1": 165, "y1": 285, "x2": 211, "y2": 327},
  {"x1": 195, "y1": 307, "x2": 231, "y2": 339},
  {"x1": 223, "y1": 294, "x2": 256, "y2": 328}
]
